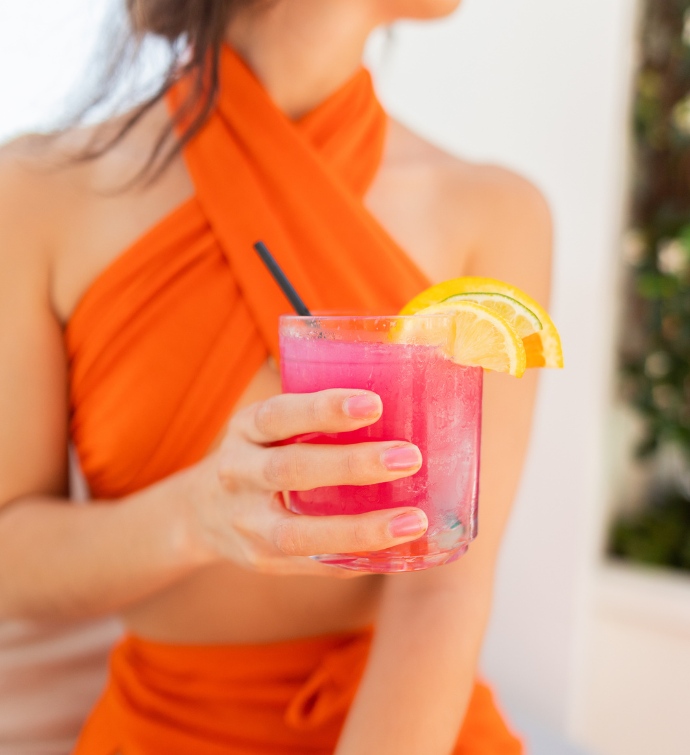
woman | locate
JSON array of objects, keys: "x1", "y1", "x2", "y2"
[{"x1": 0, "y1": 0, "x2": 552, "y2": 752}]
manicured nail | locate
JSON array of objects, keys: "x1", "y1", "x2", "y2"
[
  {"x1": 389, "y1": 512, "x2": 427, "y2": 538},
  {"x1": 381, "y1": 445, "x2": 422, "y2": 471},
  {"x1": 343, "y1": 393, "x2": 382, "y2": 419}
]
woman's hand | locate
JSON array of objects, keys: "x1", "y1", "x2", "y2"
[{"x1": 186, "y1": 389, "x2": 428, "y2": 577}]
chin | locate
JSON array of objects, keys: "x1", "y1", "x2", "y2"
[{"x1": 380, "y1": 0, "x2": 463, "y2": 21}]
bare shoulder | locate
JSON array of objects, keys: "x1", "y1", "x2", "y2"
[
  {"x1": 0, "y1": 136, "x2": 59, "y2": 286},
  {"x1": 0, "y1": 126, "x2": 106, "y2": 253},
  {"x1": 385, "y1": 119, "x2": 551, "y2": 237},
  {"x1": 0, "y1": 129, "x2": 106, "y2": 309},
  {"x1": 0, "y1": 136, "x2": 51, "y2": 224},
  {"x1": 0, "y1": 96, "x2": 186, "y2": 224},
  {"x1": 383, "y1": 119, "x2": 553, "y2": 299},
  {"x1": 0, "y1": 101, "x2": 193, "y2": 321}
]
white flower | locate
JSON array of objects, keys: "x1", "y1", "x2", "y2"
[
  {"x1": 652, "y1": 384, "x2": 677, "y2": 412},
  {"x1": 684, "y1": 9, "x2": 690, "y2": 46},
  {"x1": 657, "y1": 238, "x2": 689, "y2": 275},
  {"x1": 673, "y1": 95, "x2": 690, "y2": 135},
  {"x1": 621, "y1": 229, "x2": 646, "y2": 265},
  {"x1": 645, "y1": 350, "x2": 672, "y2": 379}
]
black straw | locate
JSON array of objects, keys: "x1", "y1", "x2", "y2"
[{"x1": 253, "y1": 241, "x2": 312, "y2": 316}]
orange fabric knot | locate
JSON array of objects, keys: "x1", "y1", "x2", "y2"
[{"x1": 284, "y1": 631, "x2": 372, "y2": 730}]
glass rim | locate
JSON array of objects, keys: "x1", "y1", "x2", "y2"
[{"x1": 279, "y1": 312, "x2": 456, "y2": 322}]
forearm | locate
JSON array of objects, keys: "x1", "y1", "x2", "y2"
[
  {"x1": 0, "y1": 465, "x2": 208, "y2": 621},
  {"x1": 336, "y1": 561, "x2": 494, "y2": 755},
  {"x1": 336, "y1": 367, "x2": 542, "y2": 754}
]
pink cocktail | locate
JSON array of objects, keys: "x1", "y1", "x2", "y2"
[{"x1": 279, "y1": 314, "x2": 482, "y2": 572}]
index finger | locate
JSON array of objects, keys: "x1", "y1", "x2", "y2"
[{"x1": 231, "y1": 390, "x2": 383, "y2": 444}]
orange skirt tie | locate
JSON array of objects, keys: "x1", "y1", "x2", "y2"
[{"x1": 74, "y1": 630, "x2": 522, "y2": 754}]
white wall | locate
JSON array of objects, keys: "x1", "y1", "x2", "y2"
[
  {"x1": 0, "y1": 0, "x2": 638, "y2": 745},
  {"x1": 575, "y1": 563, "x2": 690, "y2": 755}
]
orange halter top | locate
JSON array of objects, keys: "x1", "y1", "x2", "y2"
[{"x1": 66, "y1": 46, "x2": 428, "y2": 501}]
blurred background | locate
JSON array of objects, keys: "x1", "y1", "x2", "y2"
[{"x1": 1, "y1": 1, "x2": 689, "y2": 754}]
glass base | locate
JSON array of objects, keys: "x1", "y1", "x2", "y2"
[{"x1": 312, "y1": 544, "x2": 469, "y2": 573}]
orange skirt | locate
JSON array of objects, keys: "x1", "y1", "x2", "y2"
[{"x1": 73, "y1": 629, "x2": 522, "y2": 755}]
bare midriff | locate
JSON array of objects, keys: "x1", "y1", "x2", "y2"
[
  {"x1": 122, "y1": 360, "x2": 384, "y2": 645},
  {"x1": 123, "y1": 563, "x2": 383, "y2": 644}
]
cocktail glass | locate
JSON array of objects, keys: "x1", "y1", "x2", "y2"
[{"x1": 279, "y1": 314, "x2": 483, "y2": 572}]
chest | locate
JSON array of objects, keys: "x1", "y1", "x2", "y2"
[
  {"x1": 365, "y1": 160, "x2": 473, "y2": 285},
  {"x1": 61, "y1": 140, "x2": 475, "y2": 485},
  {"x1": 54, "y1": 155, "x2": 470, "y2": 326}
]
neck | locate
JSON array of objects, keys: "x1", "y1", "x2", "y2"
[{"x1": 226, "y1": 1, "x2": 379, "y2": 119}]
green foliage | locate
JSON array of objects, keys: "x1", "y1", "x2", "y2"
[
  {"x1": 614, "y1": 0, "x2": 690, "y2": 572},
  {"x1": 635, "y1": 272, "x2": 679, "y2": 299},
  {"x1": 610, "y1": 493, "x2": 690, "y2": 571}
]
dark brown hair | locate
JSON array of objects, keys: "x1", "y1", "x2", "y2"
[{"x1": 74, "y1": 0, "x2": 257, "y2": 184}]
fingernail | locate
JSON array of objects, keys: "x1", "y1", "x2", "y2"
[
  {"x1": 389, "y1": 512, "x2": 427, "y2": 538},
  {"x1": 343, "y1": 393, "x2": 382, "y2": 419},
  {"x1": 381, "y1": 445, "x2": 422, "y2": 471}
]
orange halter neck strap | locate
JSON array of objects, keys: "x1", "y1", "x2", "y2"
[
  {"x1": 67, "y1": 45, "x2": 428, "y2": 499},
  {"x1": 173, "y1": 45, "x2": 428, "y2": 355}
]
